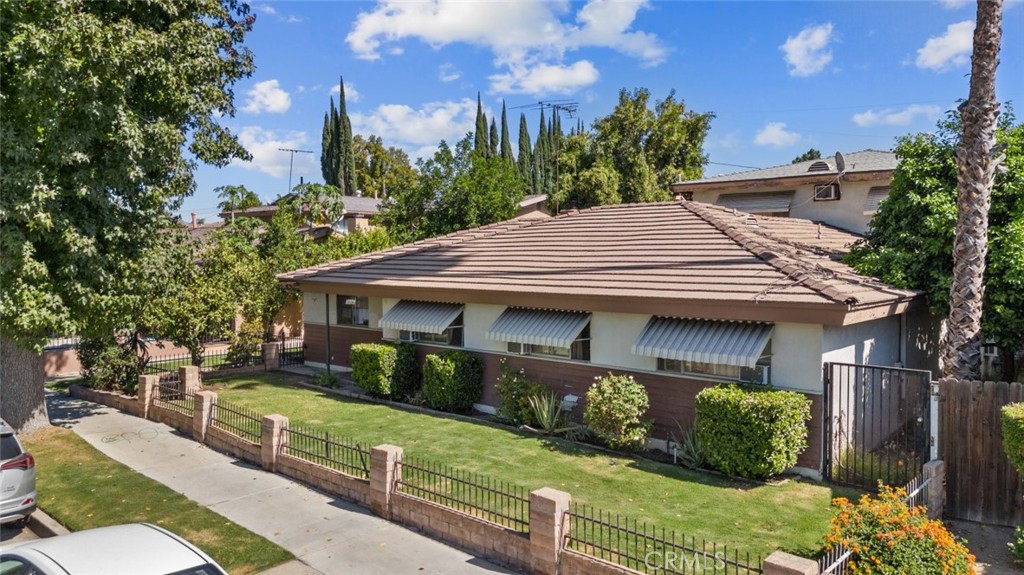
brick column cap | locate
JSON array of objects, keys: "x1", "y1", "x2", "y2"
[{"x1": 763, "y1": 551, "x2": 818, "y2": 575}]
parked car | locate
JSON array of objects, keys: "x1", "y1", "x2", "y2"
[
  {"x1": 0, "y1": 523, "x2": 228, "y2": 575},
  {"x1": 0, "y1": 418, "x2": 35, "y2": 526}
]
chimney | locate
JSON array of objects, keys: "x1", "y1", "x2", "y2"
[{"x1": 191, "y1": 212, "x2": 197, "y2": 229}]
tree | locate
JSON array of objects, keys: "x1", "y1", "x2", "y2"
[
  {"x1": 489, "y1": 118, "x2": 499, "y2": 158},
  {"x1": 320, "y1": 78, "x2": 356, "y2": 194},
  {"x1": 944, "y1": 0, "x2": 1003, "y2": 379},
  {"x1": 792, "y1": 148, "x2": 822, "y2": 163},
  {"x1": 500, "y1": 101, "x2": 515, "y2": 165},
  {"x1": 338, "y1": 78, "x2": 357, "y2": 195},
  {"x1": 474, "y1": 93, "x2": 488, "y2": 156},
  {"x1": 517, "y1": 113, "x2": 533, "y2": 182},
  {"x1": 353, "y1": 134, "x2": 417, "y2": 199},
  {"x1": 0, "y1": 0, "x2": 254, "y2": 432},
  {"x1": 846, "y1": 111, "x2": 1023, "y2": 381},
  {"x1": 216, "y1": 185, "x2": 261, "y2": 213}
]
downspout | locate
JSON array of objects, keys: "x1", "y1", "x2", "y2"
[{"x1": 325, "y1": 293, "x2": 331, "y2": 375}]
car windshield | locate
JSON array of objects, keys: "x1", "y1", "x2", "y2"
[
  {"x1": 0, "y1": 435, "x2": 22, "y2": 461},
  {"x1": 166, "y1": 564, "x2": 227, "y2": 575}
]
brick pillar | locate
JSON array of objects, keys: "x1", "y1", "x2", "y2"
[
  {"x1": 179, "y1": 365, "x2": 201, "y2": 394},
  {"x1": 762, "y1": 551, "x2": 818, "y2": 575},
  {"x1": 138, "y1": 375, "x2": 159, "y2": 420},
  {"x1": 194, "y1": 391, "x2": 217, "y2": 442},
  {"x1": 261, "y1": 415, "x2": 288, "y2": 471},
  {"x1": 369, "y1": 444, "x2": 403, "y2": 519},
  {"x1": 262, "y1": 342, "x2": 280, "y2": 372},
  {"x1": 529, "y1": 487, "x2": 571, "y2": 575},
  {"x1": 923, "y1": 459, "x2": 945, "y2": 519}
]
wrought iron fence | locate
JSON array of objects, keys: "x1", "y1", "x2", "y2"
[
  {"x1": 154, "y1": 381, "x2": 196, "y2": 417},
  {"x1": 566, "y1": 503, "x2": 762, "y2": 574},
  {"x1": 279, "y1": 339, "x2": 305, "y2": 367},
  {"x1": 282, "y1": 425, "x2": 369, "y2": 479},
  {"x1": 43, "y1": 335, "x2": 80, "y2": 350},
  {"x1": 396, "y1": 456, "x2": 530, "y2": 533},
  {"x1": 211, "y1": 399, "x2": 262, "y2": 444},
  {"x1": 145, "y1": 347, "x2": 263, "y2": 378}
]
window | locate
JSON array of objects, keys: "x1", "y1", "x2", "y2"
[
  {"x1": 506, "y1": 323, "x2": 590, "y2": 361},
  {"x1": 813, "y1": 184, "x2": 840, "y2": 201},
  {"x1": 658, "y1": 341, "x2": 772, "y2": 384},
  {"x1": 336, "y1": 295, "x2": 369, "y2": 326},
  {"x1": 400, "y1": 313, "x2": 463, "y2": 347}
]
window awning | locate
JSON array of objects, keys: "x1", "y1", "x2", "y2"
[
  {"x1": 864, "y1": 186, "x2": 890, "y2": 214},
  {"x1": 486, "y1": 308, "x2": 591, "y2": 348},
  {"x1": 717, "y1": 191, "x2": 794, "y2": 214},
  {"x1": 379, "y1": 301, "x2": 463, "y2": 334},
  {"x1": 632, "y1": 317, "x2": 773, "y2": 368}
]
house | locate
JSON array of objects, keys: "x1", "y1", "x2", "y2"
[
  {"x1": 278, "y1": 200, "x2": 935, "y2": 477},
  {"x1": 670, "y1": 150, "x2": 897, "y2": 233},
  {"x1": 220, "y1": 194, "x2": 383, "y2": 235}
]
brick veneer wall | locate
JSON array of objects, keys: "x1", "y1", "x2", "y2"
[
  {"x1": 205, "y1": 425, "x2": 261, "y2": 466},
  {"x1": 275, "y1": 454, "x2": 371, "y2": 507},
  {"x1": 148, "y1": 404, "x2": 193, "y2": 435},
  {"x1": 304, "y1": 323, "x2": 383, "y2": 366}
]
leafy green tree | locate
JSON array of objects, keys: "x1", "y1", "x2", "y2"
[
  {"x1": 353, "y1": 134, "x2": 418, "y2": 199},
  {"x1": 846, "y1": 111, "x2": 1023, "y2": 381},
  {"x1": 216, "y1": 185, "x2": 261, "y2": 212},
  {"x1": 0, "y1": 0, "x2": 254, "y2": 431},
  {"x1": 792, "y1": 148, "x2": 822, "y2": 163}
]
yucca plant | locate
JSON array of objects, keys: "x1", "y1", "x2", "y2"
[
  {"x1": 672, "y1": 419, "x2": 707, "y2": 470},
  {"x1": 526, "y1": 391, "x2": 582, "y2": 437}
]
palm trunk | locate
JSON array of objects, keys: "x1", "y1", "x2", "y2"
[
  {"x1": 943, "y1": 0, "x2": 1003, "y2": 379},
  {"x1": 0, "y1": 337, "x2": 50, "y2": 433}
]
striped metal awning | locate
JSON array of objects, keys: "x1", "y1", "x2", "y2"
[
  {"x1": 717, "y1": 191, "x2": 794, "y2": 214},
  {"x1": 864, "y1": 186, "x2": 890, "y2": 213},
  {"x1": 486, "y1": 308, "x2": 591, "y2": 348},
  {"x1": 632, "y1": 317, "x2": 773, "y2": 368},
  {"x1": 379, "y1": 301, "x2": 463, "y2": 334}
]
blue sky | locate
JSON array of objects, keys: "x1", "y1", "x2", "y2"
[{"x1": 184, "y1": 0, "x2": 1023, "y2": 222}]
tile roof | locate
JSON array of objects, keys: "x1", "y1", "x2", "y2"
[
  {"x1": 222, "y1": 196, "x2": 382, "y2": 220},
  {"x1": 279, "y1": 201, "x2": 916, "y2": 316},
  {"x1": 676, "y1": 150, "x2": 897, "y2": 186}
]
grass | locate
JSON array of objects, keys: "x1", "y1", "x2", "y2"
[
  {"x1": 208, "y1": 372, "x2": 855, "y2": 560},
  {"x1": 21, "y1": 426, "x2": 293, "y2": 575}
]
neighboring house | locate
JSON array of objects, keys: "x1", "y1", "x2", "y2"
[
  {"x1": 220, "y1": 194, "x2": 383, "y2": 235},
  {"x1": 670, "y1": 150, "x2": 897, "y2": 233},
  {"x1": 279, "y1": 201, "x2": 936, "y2": 477}
]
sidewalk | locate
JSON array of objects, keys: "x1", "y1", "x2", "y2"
[{"x1": 46, "y1": 393, "x2": 516, "y2": 575}]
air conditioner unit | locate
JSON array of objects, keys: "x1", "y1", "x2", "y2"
[{"x1": 814, "y1": 184, "x2": 840, "y2": 201}]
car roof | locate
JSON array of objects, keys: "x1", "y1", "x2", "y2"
[
  {"x1": 0, "y1": 418, "x2": 14, "y2": 436},
  {"x1": 4, "y1": 523, "x2": 220, "y2": 575}
]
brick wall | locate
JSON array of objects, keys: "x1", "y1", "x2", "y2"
[
  {"x1": 148, "y1": 404, "x2": 193, "y2": 435},
  {"x1": 276, "y1": 454, "x2": 371, "y2": 507},
  {"x1": 205, "y1": 426, "x2": 261, "y2": 466},
  {"x1": 304, "y1": 323, "x2": 382, "y2": 366}
]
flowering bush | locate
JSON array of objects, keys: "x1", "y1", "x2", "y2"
[
  {"x1": 583, "y1": 373, "x2": 651, "y2": 451},
  {"x1": 826, "y1": 485, "x2": 975, "y2": 575},
  {"x1": 495, "y1": 360, "x2": 548, "y2": 426}
]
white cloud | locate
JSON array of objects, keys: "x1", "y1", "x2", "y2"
[
  {"x1": 489, "y1": 59, "x2": 599, "y2": 95},
  {"x1": 254, "y1": 4, "x2": 276, "y2": 15},
  {"x1": 852, "y1": 104, "x2": 942, "y2": 127},
  {"x1": 780, "y1": 23, "x2": 835, "y2": 77},
  {"x1": 330, "y1": 82, "x2": 361, "y2": 103},
  {"x1": 241, "y1": 79, "x2": 291, "y2": 114},
  {"x1": 754, "y1": 122, "x2": 801, "y2": 148},
  {"x1": 350, "y1": 99, "x2": 479, "y2": 159},
  {"x1": 345, "y1": 0, "x2": 665, "y2": 96},
  {"x1": 438, "y1": 63, "x2": 462, "y2": 83},
  {"x1": 231, "y1": 127, "x2": 315, "y2": 179},
  {"x1": 916, "y1": 20, "x2": 974, "y2": 71},
  {"x1": 940, "y1": 0, "x2": 969, "y2": 8},
  {"x1": 708, "y1": 132, "x2": 741, "y2": 150},
  {"x1": 285, "y1": 15, "x2": 303, "y2": 24}
]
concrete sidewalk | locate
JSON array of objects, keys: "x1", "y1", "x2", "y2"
[{"x1": 46, "y1": 393, "x2": 516, "y2": 575}]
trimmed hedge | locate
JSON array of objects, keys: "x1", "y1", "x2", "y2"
[
  {"x1": 422, "y1": 350, "x2": 483, "y2": 414},
  {"x1": 391, "y1": 343, "x2": 421, "y2": 400},
  {"x1": 350, "y1": 343, "x2": 397, "y2": 398},
  {"x1": 696, "y1": 384, "x2": 811, "y2": 480},
  {"x1": 1003, "y1": 402, "x2": 1024, "y2": 475}
]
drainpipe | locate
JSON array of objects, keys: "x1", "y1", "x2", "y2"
[{"x1": 324, "y1": 293, "x2": 331, "y2": 375}]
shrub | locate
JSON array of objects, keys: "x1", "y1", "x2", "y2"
[
  {"x1": 495, "y1": 360, "x2": 549, "y2": 426},
  {"x1": 226, "y1": 320, "x2": 263, "y2": 367},
  {"x1": 826, "y1": 485, "x2": 975, "y2": 575},
  {"x1": 422, "y1": 350, "x2": 483, "y2": 413},
  {"x1": 1002, "y1": 402, "x2": 1024, "y2": 475},
  {"x1": 350, "y1": 343, "x2": 397, "y2": 398},
  {"x1": 1010, "y1": 526, "x2": 1024, "y2": 566},
  {"x1": 672, "y1": 419, "x2": 707, "y2": 470},
  {"x1": 695, "y1": 384, "x2": 810, "y2": 480},
  {"x1": 312, "y1": 369, "x2": 338, "y2": 389},
  {"x1": 78, "y1": 335, "x2": 141, "y2": 395},
  {"x1": 583, "y1": 373, "x2": 651, "y2": 451},
  {"x1": 391, "y1": 343, "x2": 421, "y2": 400}
]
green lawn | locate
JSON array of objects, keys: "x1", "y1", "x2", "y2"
[
  {"x1": 22, "y1": 427, "x2": 293, "y2": 575},
  {"x1": 207, "y1": 372, "x2": 852, "y2": 560}
]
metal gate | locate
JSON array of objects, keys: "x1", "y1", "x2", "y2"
[{"x1": 823, "y1": 362, "x2": 934, "y2": 490}]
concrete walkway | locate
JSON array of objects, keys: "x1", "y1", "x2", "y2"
[{"x1": 46, "y1": 393, "x2": 516, "y2": 575}]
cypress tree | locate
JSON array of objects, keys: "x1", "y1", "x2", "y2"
[
  {"x1": 517, "y1": 113, "x2": 532, "y2": 182},
  {"x1": 338, "y1": 77, "x2": 357, "y2": 195},
  {"x1": 329, "y1": 99, "x2": 342, "y2": 189},
  {"x1": 500, "y1": 101, "x2": 514, "y2": 165},
  {"x1": 320, "y1": 111, "x2": 332, "y2": 186},
  {"x1": 489, "y1": 118, "x2": 499, "y2": 157},
  {"x1": 474, "y1": 92, "x2": 488, "y2": 156},
  {"x1": 534, "y1": 110, "x2": 547, "y2": 194}
]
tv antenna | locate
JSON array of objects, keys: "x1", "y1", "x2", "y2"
[
  {"x1": 510, "y1": 100, "x2": 580, "y2": 211},
  {"x1": 279, "y1": 148, "x2": 314, "y2": 194}
]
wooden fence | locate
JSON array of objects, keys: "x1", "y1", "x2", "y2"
[{"x1": 938, "y1": 378, "x2": 1023, "y2": 526}]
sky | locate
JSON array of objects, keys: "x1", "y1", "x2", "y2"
[{"x1": 183, "y1": 0, "x2": 1023, "y2": 223}]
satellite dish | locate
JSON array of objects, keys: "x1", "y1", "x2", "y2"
[{"x1": 835, "y1": 152, "x2": 846, "y2": 174}]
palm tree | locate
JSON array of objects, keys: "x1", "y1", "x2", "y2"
[{"x1": 943, "y1": 0, "x2": 1003, "y2": 379}]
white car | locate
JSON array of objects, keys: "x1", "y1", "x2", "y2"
[
  {"x1": 0, "y1": 419, "x2": 35, "y2": 526},
  {"x1": 0, "y1": 523, "x2": 228, "y2": 575}
]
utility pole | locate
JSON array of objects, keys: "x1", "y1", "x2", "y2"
[{"x1": 278, "y1": 148, "x2": 314, "y2": 194}]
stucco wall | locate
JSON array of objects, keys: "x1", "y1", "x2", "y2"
[
  {"x1": 904, "y1": 308, "x2": 941, "y2": 374},
  {"x1": 822, "y1": 315, "x2": 902, "y2": 367},
  {"x1": 771, "y1": 322, "x2": 824, "y2": 393},
  {"x1": 590, "y1": 312, "x2": 657, "y2": 371},
  {"x1": 464, "y1": 303, "x2": 508, "y2": 353},
  {"x1": 302, "y1": 291, "x2": 327, "y2": 325}
]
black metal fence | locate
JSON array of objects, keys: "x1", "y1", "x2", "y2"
[
  {"x1": 282, "y1": 425, "x2": 370, "y2": 479},
  {"x1": 43, "y1": 335, "x2": 80, "y2": 350},
  {"x1": 823, "y1": 362, "x2": 932, "y2": 490},
  {"x1": 154, "y1": 381, "x2": 196, "y2": 417},
  {"x1": 566, "y1": 503, "x2": 762, "y2": 574},
  {"x1": 145, "y1": 347, "x2": 264, "y2": 378},
  {"x1": 396, "y1": 457, "x2": 531, "y2": 533},
  {"x1": 279, "y1": 338, "x2": 305, "y2": 367},
  {"x1": 211, "y1": 399, "x2": 262, "y2": 444}
]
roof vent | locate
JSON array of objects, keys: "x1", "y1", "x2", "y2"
[
  {"x1": 807, "y1": 161, "x2": 832, "y2": 172},
  {"x1": 745, "y1": 216, "x2": 758, "y2": 227}
]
